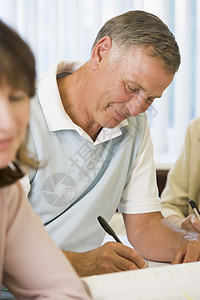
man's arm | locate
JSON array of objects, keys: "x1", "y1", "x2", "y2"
[
  {"x1": 165, "y1": 214, "x2": 185, "y2": 228},
  {"x1": 123, "y1": 211, "x2": 200, "y2": 263},
  {"x1": 166, "y1": 214, "x2": 200, "y2": 233},
  {"x1": 62, "y1": 242, "x2": 148, "y2": 277}
]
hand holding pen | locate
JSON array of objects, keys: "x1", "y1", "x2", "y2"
[
  {"x1": 184, "y1": 199, "x2": 200, "y2": 233},
  {"x1": 97, "y1": 215, "x2": 149, "y2": 268},
  {"x1": 188, "y1": 199, "x2": 200, "y2": 219}
]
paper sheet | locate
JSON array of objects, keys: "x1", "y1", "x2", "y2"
[{"x1": 83, "y1": 261, "x2": 200, "y2": 300}]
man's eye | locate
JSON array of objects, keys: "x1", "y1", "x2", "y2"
[
  {"x1": 146, "y1": 97, "x2": 154, "y2": 103},
  {"x1": 125, "y1": 84, "x2": 138, "y2": 93}
]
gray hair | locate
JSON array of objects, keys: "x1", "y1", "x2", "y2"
[{"x1": 92, "y1": 10, "x2": 180, "y2": 74}]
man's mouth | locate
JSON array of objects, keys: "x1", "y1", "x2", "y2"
[{"x1": 110, "y1": 105, "x2": 129, "y2": 120}]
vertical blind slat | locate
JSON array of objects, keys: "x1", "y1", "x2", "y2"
[
  {"x1": 195, "y1": 0, "x2": 200, "y2": 116},
  {"x1": 174, "y1": 0, "x2": 191, "y2": 154}
]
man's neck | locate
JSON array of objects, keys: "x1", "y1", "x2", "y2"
[{"x1": 57, "y1": 66, "x2": 102, "y2": 141}]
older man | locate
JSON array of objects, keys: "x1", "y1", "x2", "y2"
[{"x1": 27, "y1": 10, "x2": 200, "y2": 277}]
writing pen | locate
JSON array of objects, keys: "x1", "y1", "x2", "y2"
[
  {"x1": 188, "y1": 199, "x2": 200, "y2": 219},
  {"x1": 97, "y1": 215, "x2": 149, "y2": 267},
  {"x1": 97, "y1": 216, "x2": 123, "y2": 243}
]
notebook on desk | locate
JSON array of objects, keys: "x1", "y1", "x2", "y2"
[{"x1": 82, "y1": 261, "x2": 200, "y2": 300}]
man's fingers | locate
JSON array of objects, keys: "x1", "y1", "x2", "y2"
[
  {"x1": 172, "y1": 240, "x2": 200, "y2": 265},
  {"x1": 113, "y1": 253, "x2": 145, "y2": 271},
  {"x1": 181, "y1": 214, "x2": 200, "y2": 233},
  {"x1": 182, "y1": 242, "x2": 200, "y2": 263},
  {"x1": 115, "y1": 244, "x2": 147, "y2": 269},
  {"x1": 190, "y1": 215, "x2": 200, "y2": 232},
  {"x1": 172, "y1": 247, "x2": 185, "y2": 264},
  {"x1": 103, "y1": 242, "x2": 147, "y2": 271}
]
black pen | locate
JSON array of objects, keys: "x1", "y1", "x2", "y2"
[
  {"x1": 97, "y1": 215, "x2": 149, "y2": 267},
  {"x1": 97, "y1": 216, "x2": 123, "y2": 243},
  {"x1": 188, "y1": 199, "x2": 200, "y2": 219}
]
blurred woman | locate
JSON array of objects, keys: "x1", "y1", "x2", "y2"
[
  {"x1": 0, "y1": 20, "x2": 91, "y2": 300},
  {"x1": 161, "y1": 117, "x2": 200, "y2": 233}
]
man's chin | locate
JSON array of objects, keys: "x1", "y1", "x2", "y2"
[{"x1": 102, "y1": 119, "x2": 122, "y2": 129}]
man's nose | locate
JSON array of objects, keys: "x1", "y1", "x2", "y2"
[{"x1": 125, "y1": 94, "x2": 148, "y2": 116}]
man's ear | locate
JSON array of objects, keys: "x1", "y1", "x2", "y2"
[{"x1": 91, "y1": 36, "x2": 112, "y2": 70}]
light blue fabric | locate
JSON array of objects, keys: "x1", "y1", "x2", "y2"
[
  {"x1": 27, "y1": 95, "x2": 148, "y2": 252},
  {"x1": 1, "y1": 285, "x2": 15, "y2": 299}
]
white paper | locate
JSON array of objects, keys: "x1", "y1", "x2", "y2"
[{"x1": 82, "y1": 261, "x2": 200, "y2": 300}]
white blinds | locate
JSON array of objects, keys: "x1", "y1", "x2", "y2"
[{"x1": 0, "y1": 0, "x2": 199, "y2": 166}]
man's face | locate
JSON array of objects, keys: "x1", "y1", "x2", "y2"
[{"x1": 87, "y1": 46, "x2": 174, "y2": 129}]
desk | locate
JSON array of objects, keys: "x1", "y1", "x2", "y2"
[{"x1": 83, "y1": 240, "x2": 200, "y2": 300}]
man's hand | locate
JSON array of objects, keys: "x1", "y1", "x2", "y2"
[
  {"x1": 181, "y1": 214, "x2": 200, "y2": 233},
  {"x1": 63, "y1": 242, "x2": 148, "y2": 277},
  {"x1": 123, "y1": 212, "x2": 200, "y2": 264},
  {"x1": 172, "y1": 236, "x2": 200, "y2": 264}
]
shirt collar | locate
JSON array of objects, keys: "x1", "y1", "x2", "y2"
[{"x1": 38, "y1": 60, "x2": 128, "y2": 145}]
